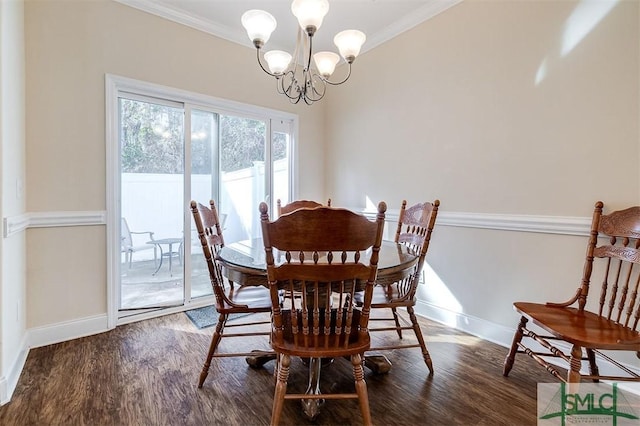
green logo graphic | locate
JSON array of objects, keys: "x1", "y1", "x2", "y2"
[{"x1": 539, "y1": 383, "x2": 639, "y2": 426}]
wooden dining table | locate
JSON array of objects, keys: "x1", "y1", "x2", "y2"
[
  {"x1": 216, "y1": 238, "x2": 419, "y2": 419},
  {"x1": 218, "y1": 238, "x2": 418, "y2": 287}
]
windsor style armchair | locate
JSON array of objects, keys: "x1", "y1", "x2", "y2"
[
  {"x1": 190, "y1": 200, "x2": 273, "y2": 388},
  {"x1": 503, "y1": 201, "x2": 640, "y2": 384},
  {"x1": 359, "y1": 199, "x2": 440, "y2": 375},
  {"x1": 260, "y1": 202, "x2": 386, "y2": 426}
]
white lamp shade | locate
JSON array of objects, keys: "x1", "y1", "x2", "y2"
[
  {"x1": 291, "y1": 0, "x2": 329, "y2": 31},
  {"x1": 313, "y1": 51, "x2": 340, "y2": 77},
  {"x1": 334, "y1": 30, "x2": 366, "y2": 61},
  {"x1": 264, "y1": 50, "x2": 293, "y2": 75},
  {"x1": 241, "y1": 10, "x2": 277, "y2": 45}
]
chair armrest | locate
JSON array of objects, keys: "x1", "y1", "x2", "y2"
[
  {"x1": 130, "y1": 231, "x2": 154, "y2": 240},
  {"x1": 546, "y1": 287, "x2": 582, "y2": 308}
]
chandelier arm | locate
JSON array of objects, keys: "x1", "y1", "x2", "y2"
[
  {"x1": 305, "y1": 72, "x2": 326, "y2": 102},
  {"x1": 280, "y1": 71, "x2": 302, "y2": 103},
  {"x1": 255, "y1": 48, "x2": 280, "y2": 78},
  {"x1": 322, "y1": 62, "x2": 353, "y2": 86}
]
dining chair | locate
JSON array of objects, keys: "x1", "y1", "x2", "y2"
[
  {"x1": 276, "y1": 198, "x2": 331, "y2": 217},
  {"x1": 190, "y1": 200, "x2": 274, "y2": 388},
  {"x1": 503, "y1": 201, "x2": 640, "y2": 385},
  {"x1": 276, "y1": 199, "x2": 333, "y2": 306},
  {"x1": 360, "y1": 199, "x2": 440, "y2": 375},
  {"x1": 260, "y1": 201, "x2": 386, "y2": 426}
]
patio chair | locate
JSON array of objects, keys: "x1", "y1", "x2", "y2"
[{"x1": 121, "y1": 217, "x2": 157, "y2": 268}]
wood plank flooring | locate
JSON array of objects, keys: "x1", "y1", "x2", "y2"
[{"x1": 0, "y1": 311, "x2": 552, "y2": 425}]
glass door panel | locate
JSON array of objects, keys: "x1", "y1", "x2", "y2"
[
  {"x1": 219, "y1": 115, "x2": 267, "y2": 245},
  {"x1": 190, "y1": 109, "x2": 218, "y2": 299},
  {"x1": 271, "y1": 120, "x2": 292, "y2": 214},
  {"x1": 119, "y1": 96, "x2": 185, "y2": 310}
]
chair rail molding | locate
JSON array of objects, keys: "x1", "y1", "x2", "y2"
[
  {"x1": 3, "y1": 211, "x2": 106, "y2": 237},
  {"x1": 360, "y1": 208, "x2": 591, "y2": 236},
  {"x1": 4, "y1": 209, "x2": 590, "y2": 237}
]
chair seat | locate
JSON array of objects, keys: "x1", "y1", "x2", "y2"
[
  {"x1": 219, "y1": 284, "x2": 273, "y2": 313},
  {"x1": 514, "y1": 302, "x2": 640, "y2": 351},
  {"x1": 354, "y1": 284, "x2": 414, "y2": 307},
  {"x1": 272, "y1": 335, "x2": 371, "y2": 358}
]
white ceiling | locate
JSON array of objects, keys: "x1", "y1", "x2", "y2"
[{"x1": 115, "y1": 0, "x2": 462, "y2": 55}]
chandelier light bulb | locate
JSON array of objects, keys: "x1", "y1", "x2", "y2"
[
  {"x1": 264, "y1": 50, "x2": 293, "y2": 75},
  {"x1": 313, "y1": 51, "x2": 340, "y2": 78},
  {"x1": 241, "y1": 9, "x2": 277, "y2": 48},
  {"x1": 334, "y1": 30, "x2": 366, "y2": 63},
  {"x1": 291, "y1": 0, "x2": 329, "y2": 34}
]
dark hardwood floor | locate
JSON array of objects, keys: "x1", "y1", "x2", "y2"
[{"x1": 0, "y1": 311, "x2": 551, "y2": 425}]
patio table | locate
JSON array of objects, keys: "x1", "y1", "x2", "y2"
[{"x1": 147, "y1": 237, "x2": 182, "y2": 276}]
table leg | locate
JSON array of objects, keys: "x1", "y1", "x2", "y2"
[
  {"x1": 152, "y1": 245, "x2": 164, "y2": 275},
  {"x1": 301, "y1": 357, "x2": 324, "y2": 419},
  {"x1": 168, "y1": 243, "x2": 174, "y2": 276}
]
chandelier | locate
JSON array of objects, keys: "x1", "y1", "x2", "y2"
[{"x1": 241, "y1": 0, "x2": 366, "y2": 105}]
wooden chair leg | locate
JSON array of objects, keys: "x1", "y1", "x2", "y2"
[
  {"x1": 391, "y1": 307, "x2": 402, "y2": 339},
  {"x1": 586, "y1": 348, "x2": 600, "y2": 383},
  {"x1": 273, "y1": 353, "x2": 280, "y2": 385},
  {"x1": 198, "y1": 314, "x2": 227, "y2": 388},
  {"x1": 503, "y1": 316, "x2": 527, "y2": 376},
  {"x1": 271, "y1": 354, "x2": 290, "y2": 426},
  {"x1": 407, "y1": 306, "x2": 433, "y2": 374},
  {"x1": 568, "y1": 344, "x2": 583, "y2": 386},
  {"x1": 352, "y1": 353, "x2": 372, "y2": 426}
]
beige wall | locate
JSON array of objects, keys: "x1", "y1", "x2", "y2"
[
  {"x1": 23, "y1": 0, "x2": 326, "y2": 327},
  {"x1": 1, "y1": 0, "x2": 27, "y2": 399},
  {"x1": 325, "y1": 0, "x2": 639, "y2": 334}
]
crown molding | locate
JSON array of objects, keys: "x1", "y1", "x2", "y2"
[
  {"x1": 114, "y1": 0, "x2": 245, "y2": 48},
  {"x1": 113, "y1": 0, "x2": 464, "y2": 55},
  {"x1": 365, "y1": 0, "x2": 463, "y2": 52}
]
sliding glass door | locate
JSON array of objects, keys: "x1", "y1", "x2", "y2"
[{"x1": 109, "y1": 77, "x2": 296, "y2": 320}]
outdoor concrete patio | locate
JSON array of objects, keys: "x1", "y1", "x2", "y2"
[{"x1": 120, "y1": 254, "x2": 211, "y2": 309}]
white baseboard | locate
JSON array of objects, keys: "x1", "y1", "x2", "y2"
[
  {"x1": 1, "y1": 333, "x2": 29, "y2": 405},
  {"x1": 0, "y1": 377, "x2": 6, "y2": 405},
  {"x1": 414, "y1": 299, "x2": 516, "y2": 348},
  {"x1": 27, "y1": 314, "x2": 110, "y2": 349}
]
